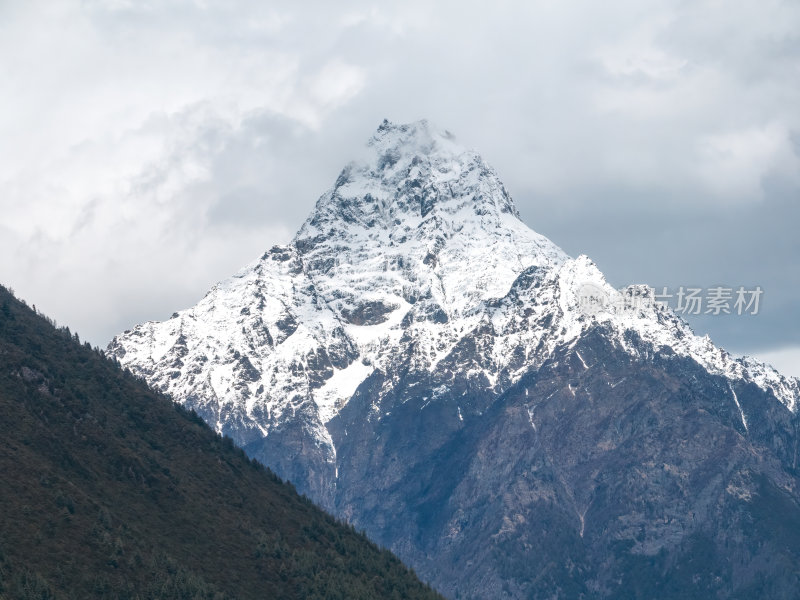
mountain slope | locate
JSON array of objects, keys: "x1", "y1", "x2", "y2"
[
  {"x1": 109, "y1": 120, "x2": 800, "y2": 598},
  {"x1": 0, "y1": 285, "x2": 442, "y2": 600}
]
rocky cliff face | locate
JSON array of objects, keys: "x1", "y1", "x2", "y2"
[{"x1": 109, "y1": 120, "x2": 800, "y2": 598}]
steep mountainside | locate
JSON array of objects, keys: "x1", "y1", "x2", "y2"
[
  {"x1": 110, "y1": 120, "x2": 800, "y2": 598},
  {"x1": 0, "y1": 285, "x2": 442, "y2": 600}
]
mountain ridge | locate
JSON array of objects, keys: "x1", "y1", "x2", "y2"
[
  {"x1": 109, "y1": 120, "x2": 800, "y2": 598},
  {"x1": 110, "y1": 119, "x2": 798, "y2": 436}
]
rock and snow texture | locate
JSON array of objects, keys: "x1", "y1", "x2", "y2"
[
  {"x1": 109, "y1": 119, "x2": 797, "y2": 450},
  {"x1": 109, "y1": 120, "x2": 800, "y2": 598}
]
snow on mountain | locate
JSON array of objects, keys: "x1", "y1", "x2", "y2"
[{"x1": 108, "y1": 119, "x2": 799, "y2": 466}]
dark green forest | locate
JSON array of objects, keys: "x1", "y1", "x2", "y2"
[{"x1": 0, "y1": 285, "x2": 442, "y2": 600}]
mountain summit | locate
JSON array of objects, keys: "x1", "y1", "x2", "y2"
[
  {"x1": 296, "y1": 118, "x2": 566, "y2": 318},
  {"x1": 303, "y1": 118, "x2": 521, "y2": 228},
  {"x1": 108, "y1": 119, "x2": 574, "y2": 492},
  {"x1": 110, "y1": 121, "x2": 800, "y2": 599}
]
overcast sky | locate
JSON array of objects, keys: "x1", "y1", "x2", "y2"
[{"x1": 1, "y1": 0, "x2": 798, "y2": 377}]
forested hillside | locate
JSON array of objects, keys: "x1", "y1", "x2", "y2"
[{"x1": 0, "y1": 285, "x2": 442, "y2": 600}]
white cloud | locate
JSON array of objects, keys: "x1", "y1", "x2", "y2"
[
  {"x1": 0, "y1": 0, "x2": 798, "y2": 352},
  {"x1": 0, "y1": 0, "x2": 369, "y2": 343},
  {"x1": 694, "y1": 123, "x2": 799, "y2": 201}
]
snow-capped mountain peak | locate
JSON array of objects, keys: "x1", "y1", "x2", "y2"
[
  {"x1": 298, "y1": 119, "x2": 521, "y2": 240},
  {"x1": 109, "y1": 119, "x2": 798, "y2": 474},
  {"x1": 107, "y1": 119, "x2": 800, "y2": 600}
]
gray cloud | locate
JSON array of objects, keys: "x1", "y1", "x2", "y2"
[{"x1": 1, "y1": 0, "x2": 798, "y2": 376}]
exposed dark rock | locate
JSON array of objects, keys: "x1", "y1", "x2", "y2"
[{"x1": 340, "y1": 300, "x2": 398, "y2": 326}]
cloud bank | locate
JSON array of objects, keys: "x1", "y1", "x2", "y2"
[{"x1": 1, "y1": 1, "x2": 797, "y2": 373}]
